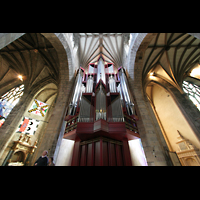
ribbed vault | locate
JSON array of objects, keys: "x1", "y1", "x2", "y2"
[
  {"x1": 143, "y1": 33, "x2": 200, "y2": 87},
  {"x1": 79, "y1": 33, "x2": 127, "y2": 70},
  {"x1": 0, "y1": 33, "x2": 59, "y2": 97}
]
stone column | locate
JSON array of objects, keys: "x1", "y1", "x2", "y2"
[
  {"x1": 168, "y1": 86, "x2": 200, "y2": 143},
  {"x1": 30, "y1": 33, "x2": 76, "y2": 164},
  {"x1": 128, "y1": 76, "x2": 170, "y2": 166},
  {"x1": 127, "y1": 33, "x2": 170, "y2": 166}
]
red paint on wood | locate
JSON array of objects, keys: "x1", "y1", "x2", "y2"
[
  {"x1": 102, "y1": 141, "x2": 108, "y2": 166},
  {"x1": 87, "y1": 143, "x2": 94, "y2": 166},
  {"x1": 109, "y1": 143, "x2": 116, "y2": 166},
  {"x1": 71, "y1": 138, "x2": 81, "y2": 166},
  {"x1": 122, "y1": 139, "x2": 132, "y2": 166},
  {"x1": 80, "y1": 145, "x2": 87, "y2": 166},
  {"x1": 116, "y1": 145, "x2": 123, "y2": 166},
  {"x1": 95, "y1": 141, "x2": 101, "y2": 166}
]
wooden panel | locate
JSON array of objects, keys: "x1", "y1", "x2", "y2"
[
  {"x1": 102, "y1": 141, "x2": 108, "y2": 166},
  {"x1": 80, "y1": 145, "x2": 87, "y2": 166},
  {"x1": 93, "y1": 119, "x2": 109, "y2": 132},
  {"x1": 109, "y1": 143, "x2": 116, "y2": 166},
  {"x1": 116, "y1": 144, "x2": 123, "y2": 166},
  {"x1": 87, "y1": 143, "x2": 94, "y2": 166},
  {"x1": 108, "y1": 122, "x2": 126, "y2": 134},
  {"x1": 95, "y1": 141, "x2": 101, "y2": 166},
  {"x1": 76, "y1": 122, "x2": 94, "y2": 134},
  {"x1": 122, "y1": 139, "x2": 132, "y2": 166},
  {"x1": 73, "y1": 137, "x2": 132, "y2": 166},
  {"x1": 71, "y1": 139, "x2": 81, "y2": 166}
]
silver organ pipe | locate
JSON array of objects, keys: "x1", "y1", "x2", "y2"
[
  {"x1": 86, "y1": 75, "x2": 93, "y2": 93},
  {"x1": 109, "y1": 75, "x2": 116, "y2": 93},
  {"x1": 79, "y1": 96, "x2": 91, "y2": 122},
  {"x1": 96, "y1": 84, "x2": 106, "y2": 121},
  {"x1": 119, "y1": 68, "x2": 135, "y2": 115},
  {"x1": 67, "y1": 69, "x2": 83, "y2": 116},
  {"x1": 67, "y1": 58, "x2": 136, "y2": 124},
  {"x1": 111, "y1": 96, "x2": 124, "y2": 122},
  {"x1": 96, "y1": 58, "x2": 106, "y2": 84}
]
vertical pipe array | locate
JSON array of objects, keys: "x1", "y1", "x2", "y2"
[
  {"x1": 96, "y1": 58, "x2": 106, "y2": 84},
  {"x1": 119, "y1": 68, "x2": 135, "y2": 115},
  {"x1": 68, "y1": 69, "x2": 83, "y2": 116}
]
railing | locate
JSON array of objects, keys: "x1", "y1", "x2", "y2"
[
  {"x1": 65, "y1": 113, "x2": 139, "y2": 134},
  {"x1": 124, "y1": 114, "x2": 139, "y2": 133},
  {"x1": 65, "y1": 115, "x2": 79, "y2": 133}
]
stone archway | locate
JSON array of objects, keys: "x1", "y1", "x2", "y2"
[
  {"x1": 127, "y1": 33, "x2": 200, "y2": 165},
  {"x1": 31, "y1": 33, "x2": 76, "y2": 164},
  {"x1": 0, "y1": 33, "x2": 76, "y2": 165},
  {"x1": 127, "y1": 33, "x2": 170, "y2": 165}
]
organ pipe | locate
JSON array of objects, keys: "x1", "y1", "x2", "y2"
[
  {"x1": 86, "y1": 75, "x2": 93, "y2": 93},
  {"x1": 96, "y1": 83, "x2": 106, "y2": 120},
  {"x1": 96, "y1": 58, "x2": 106, "y2": 84},
  {"x1": 119, "y1": 68, "x2": 135, "y2": 115},
  {"x1": 67, "y1": 69, "x2": 83, "y2": 116},
  {"x1": 67, "y1": 58, "x2": 136, "y2": 123},
  {"x1": 109, "y1": 75, "x2": 116, "y2": 93}
]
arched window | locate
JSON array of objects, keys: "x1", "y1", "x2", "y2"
[
  {"x1": 0, "y1": 84, "x2": 24, "y2": 127},
  {"x1": 182, "y1": 81, "x2": 200, "y2": 111}
]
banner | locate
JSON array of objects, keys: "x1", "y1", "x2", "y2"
[
  {"x1": 16, "y1": 117, "x2": 40, "y2": 135},
  {"x1": 28, "y1": 99, "x2": 49, "y2": 117}
]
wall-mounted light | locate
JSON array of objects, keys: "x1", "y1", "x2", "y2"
[
  {"x1": 18, "y1": 75, "x2": 23, "y2": 81},
  {"x1": 149, "y1": 72, "x2": 155, "y2": 79}
]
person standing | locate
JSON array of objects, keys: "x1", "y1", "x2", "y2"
[
  {"x1": 48, "y1": 157, "x2": 55, "y2": 166},
  {"x1": 34, "y1": 150, "x2": 48, "y2": 166}
]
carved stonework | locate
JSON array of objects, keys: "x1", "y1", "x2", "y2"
[
  {"x1": 7, "y1": 133, "x2": 37, "y2": 166},
  {"x1": 176, "y1": 130, "x2": 200, "y2": 166}
]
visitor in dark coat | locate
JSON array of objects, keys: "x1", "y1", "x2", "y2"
[{"x1": 34, "y1": 150, "x2": 48, "y2": 166}]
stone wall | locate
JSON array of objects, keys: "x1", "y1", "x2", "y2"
[
  {"x1": 0, "y1": 33, "x2": 76, "y2": 165},
  {"x1": 126, "y1": 33, "x2": 200, "y2": 165}
]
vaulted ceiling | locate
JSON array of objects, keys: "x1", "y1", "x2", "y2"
[
  {"x1": 143, "y1": 33, "x2": 200, "y2": 86},
  {"x1": 79, "y1": 33, "x2": 126, "y2": 71},
  {"x1": 0, "y1": 33, "x2": 58, "y2": 102}
]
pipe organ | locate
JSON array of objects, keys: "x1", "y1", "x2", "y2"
[{"x1": 64, "y1": 56, "x2": 140, "y2": 166}]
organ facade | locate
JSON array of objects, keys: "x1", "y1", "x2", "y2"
[{"x1": 64, "y1": 56, "x2": 140, "y2": 166}]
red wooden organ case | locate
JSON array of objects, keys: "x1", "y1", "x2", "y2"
[{"x1": 64, "y1": 57, "x2": 139, "y2": 166}]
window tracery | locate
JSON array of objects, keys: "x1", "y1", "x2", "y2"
[
  {"x1": 182, "y1": 81, "x2": 200, "y2": 111},
  {"x1": 0, "y1": 84, "x2": 24, "y2": 127}
]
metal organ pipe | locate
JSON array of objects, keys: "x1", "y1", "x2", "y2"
[
  {"x1": 109, "y1": 75, "x2": 116, "y2": 93},
  {"x1": 96, "y1": 84, "x2": 106, "y2": 121},
  {"x1": 68, "y1": 69, "x2": 83, "y2": 116},
  {"x1": 119, "y1": 68, "x2": 135, "y2": 116},
  {"x1": 96, "y1": 58, "x2": 106, "y2": 84},
  {"x1": 86, "y1": 75, "x2": 93, "y2": 93}
]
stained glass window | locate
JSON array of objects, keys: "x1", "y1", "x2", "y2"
[
  {"x1": 182, "y1": 81, "x2": 200, "y2": 111},
  {"x1": 0, "y1": 84, "x2": 24, "y2": 127}
]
